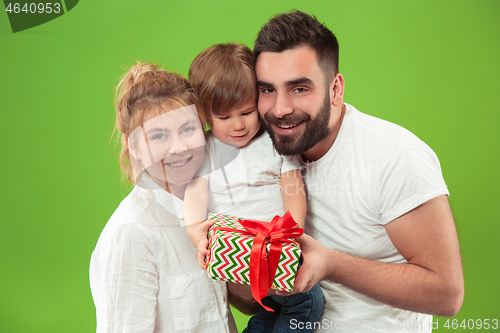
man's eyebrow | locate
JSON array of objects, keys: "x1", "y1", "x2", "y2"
[
  {"x1": 257, "y1": 80, "x2": 273, "y2": 87},
  {"x1": 286, "y1": 77, "x2": 314, "y2": 86},
  {"x1": 257, "y1": 78, "x2": 314, "y2": 87}
]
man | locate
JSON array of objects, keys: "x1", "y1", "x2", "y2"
[{"x1": 238, "y1": 10, "x2": 463, "y2": 332}]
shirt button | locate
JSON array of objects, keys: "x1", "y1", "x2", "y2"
[{"x1": 223, "y1": 296, "x2": 226, "y2": 302}]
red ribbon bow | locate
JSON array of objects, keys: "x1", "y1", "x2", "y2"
[{"x1": 210, "y1": 211, "x2": 303, "y2": 311}]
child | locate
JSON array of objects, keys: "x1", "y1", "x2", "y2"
[
  {"x1": 183, "y1": 43, "x2": 324, "y2": 333},
  {"x1": 89, "y1": 62, "x2": 237, "y2": 333}
]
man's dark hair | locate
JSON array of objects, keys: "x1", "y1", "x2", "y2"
[{"x1": 254, "y1": 10, "x2": 339, "y2": 82}]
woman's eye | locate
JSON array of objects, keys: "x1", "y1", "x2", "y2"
[
  {"x1": 182, "y1": 126, "x2": 195, "y2": 134},
  {"x1": 151, "y1": 133, "x2": 166, "y2": 141}
]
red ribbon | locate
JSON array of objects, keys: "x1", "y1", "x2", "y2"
[{"x1": 210, "y1": 211, "x2": 303, "y2": 311}]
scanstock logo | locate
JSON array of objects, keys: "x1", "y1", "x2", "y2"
[{"x1": 4, "y1": 1, "x2": 79, "y2": 33}]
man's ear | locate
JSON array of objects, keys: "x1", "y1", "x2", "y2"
[{"x1": 329, "y1": 73, "x2": 345, "y2": 107}]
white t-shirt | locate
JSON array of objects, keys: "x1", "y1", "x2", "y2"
[
  {"x1": 302, "y1": 103, "x2": 449, "y2": 332},
  {"x1": 202, "y1": 131, "x2": 300, "y2": 221},
  {"x1": 89, "y1": 178, "x2": 237, "y2": 333}
]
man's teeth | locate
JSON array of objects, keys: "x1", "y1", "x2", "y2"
[
  {"x1": 279, "y1": 124, "x2": 297, "y2": 129},
  {"x1": 166, "y1": 159, "x2": 189, "y2": 167}
]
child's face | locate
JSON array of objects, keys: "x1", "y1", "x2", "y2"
[
  {"x1": 211, "y1": 100, "x2": 260, "y2": 148},
  {"x1": 129, "y1": 105, "x2": 206, "y2": 186}
]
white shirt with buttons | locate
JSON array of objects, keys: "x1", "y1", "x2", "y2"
[{"x1": 89, "y1": 177, "x2": 237, "y2": 333}]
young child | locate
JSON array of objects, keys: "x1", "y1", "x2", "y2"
[{"x1": 183, "y1": 43, "x2": 324, "y2": 333}]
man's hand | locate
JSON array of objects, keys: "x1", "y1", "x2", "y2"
[{"x1": 276, "y1": 234, "x2": 331, "y2": 296}]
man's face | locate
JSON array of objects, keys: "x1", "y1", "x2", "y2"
[{"x1": 255, "y1": 46, "x2": 332, "y2": 155}]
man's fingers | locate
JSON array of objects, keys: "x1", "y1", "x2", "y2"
[
  {"x1": 277, "y1": 234, "x2": 328, "y2": 296},
  {"x1": 295, "y1": 233, "x2": 315, "y2": 250},
  {"x1": 276, "y1": 290, "x2": 292, "y2": 296},
  {"x1": 276, "y1": 258, "x2": 313, "y2": 295},
  {"x1": 294, "y1": 265, "x2": 313, "y2": 293}
]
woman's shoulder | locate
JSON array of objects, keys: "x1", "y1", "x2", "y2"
[
  {"x1": 109, "y1": 186, "x2": 154, "y2": 224},
  {"x1": 93, "y1": 186, "x2": 172, "y2": 252}
]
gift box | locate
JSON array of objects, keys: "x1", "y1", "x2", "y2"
[{"x1": 205, "y1": 211, "x2": 303, "y2": 310}]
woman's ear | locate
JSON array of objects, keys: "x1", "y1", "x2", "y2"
[
  {"x1": 329, "y1": 73, "x2": 345, "y2": 107},
  {"x1": 126, "y1": 135, "x2": 139, "y2": 160}
]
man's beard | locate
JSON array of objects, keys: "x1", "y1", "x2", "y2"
[{"x1": 262, "y1": 92, "x2": 331, "y2": 155}]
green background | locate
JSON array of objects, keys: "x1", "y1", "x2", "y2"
[{"x1": 1, "y1": 1, "x2": 498, "y2": 332}]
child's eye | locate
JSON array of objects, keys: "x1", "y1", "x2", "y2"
[
  {"x1": 242, "y1": 110, "x2": 255, "y2": 116},
  {"x1": 216, "y1": 116, "x2": 230, "y2": 120}
]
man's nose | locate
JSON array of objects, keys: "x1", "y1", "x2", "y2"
[{"x1": 272, "y1": 91, "x2": 293, "y2": 118}]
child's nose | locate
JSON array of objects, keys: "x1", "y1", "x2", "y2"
[{"x1": 232, "y1": 118, "x2": 245, "y2": 131}]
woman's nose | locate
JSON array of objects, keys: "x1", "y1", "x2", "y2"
[{"x1": 168, "y1": 135, "x2": 188, "y2": 154}]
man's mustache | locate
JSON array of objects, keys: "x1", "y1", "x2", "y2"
[{"x1": 263, "y1": 111, "x2": 311, "y2": 127}]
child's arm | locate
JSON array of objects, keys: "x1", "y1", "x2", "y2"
[
  {"x1": 184, "y1": 176, "x2": 211, "y2": 268},
  {"x1": 280, "y1": 169, "x2": 306, "y2": 229}
]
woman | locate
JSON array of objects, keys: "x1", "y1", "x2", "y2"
[{"x1": 89, "y1": 62, "x2": 237, "y2": 333}]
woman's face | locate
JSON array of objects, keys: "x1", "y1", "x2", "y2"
[{"x1": 129, "y1": 105, "x2": 206, "y2": 187}]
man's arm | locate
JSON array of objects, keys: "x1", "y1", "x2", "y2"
[{"x1": 285, "y1": 195, "x2": 464, "y2": 317}]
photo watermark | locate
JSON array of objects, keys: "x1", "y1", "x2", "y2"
[
  {"x1": 290, "y1": 318, "x2": 438, "y2": 331},
  {"x1": 290, "y1": 318, "x2": 499, "y2": 331},
  {"x1": 3, "y1": 0, "x2": 79, "y2": 32}
]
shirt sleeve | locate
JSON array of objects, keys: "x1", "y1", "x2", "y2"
[
  {"x1": 95, "y1": 223, "x2": 158, "y2": 333},
  {"x1": 281, "y1": 154, "x2": 302, "y2": 174},
  {"x1": 377, "y1": 148, "x2": 449, "y2": 225},
  {"x1": 195, "y1": 149, "x2": 212, "y2": 180}
]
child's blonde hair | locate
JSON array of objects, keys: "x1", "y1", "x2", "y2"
[
  {"x1": 114, "y1": 62, "x2": 205, "y2": 183},
  {"x1": 189, "y1": 43, "x2": 257, "y2": 126}
]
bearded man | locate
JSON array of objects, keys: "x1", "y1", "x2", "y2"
[{"x1": 230, "y1": 10, "x2": 464, "y2": 333}]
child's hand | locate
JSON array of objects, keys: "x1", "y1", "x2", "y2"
[
  {"x1": 200, "y1": 218, "x2": 215, "y2": 233},
  {"x1": 196, "y1": 238, "x2": 209, "y2": 269},
  {"x1": 195, "y1": 219, "x2": 215, "y2": 269}
]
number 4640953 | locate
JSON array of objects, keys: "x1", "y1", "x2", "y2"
[
  {"x1": 5, "y1": 3, "x2": 62, "y2": 14},
  {"x1": 444, "y1": 319, "x2": 498, "y2": 329}
]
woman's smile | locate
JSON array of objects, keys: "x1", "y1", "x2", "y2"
[{"x1": 164, "y1": 155, "x2": 193, "y2": 168}]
